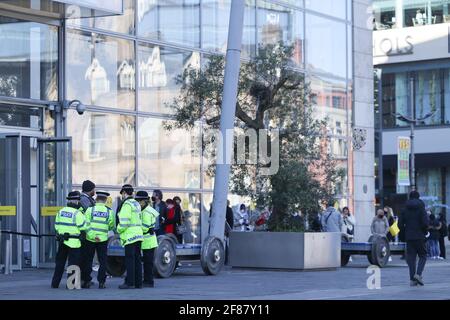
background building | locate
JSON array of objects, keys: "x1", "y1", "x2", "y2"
[
  {"x1": 374, "y1": 0, "x2": 450, "y2": 214},
  {"x1": 0, "y1": 0, "x2": 373, "y2": 269}
]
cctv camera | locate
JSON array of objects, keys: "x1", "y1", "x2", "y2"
[{"x1": 75, "y1": 102, "x2": 86, "y2": 115}]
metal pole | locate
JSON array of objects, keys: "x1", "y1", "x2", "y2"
[
  {"x1": 209, "y1": 0, "x2": 245, "y2": 241},
  {"x1": 377, "y1": 69, "x2": 384, "y2": 207},
  {"x1": 409, "y1": 76, "x2": 416, "y2": 191}
]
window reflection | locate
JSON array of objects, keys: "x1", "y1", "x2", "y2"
[
  {"x1": 257, "y1": 1, "x2": 304, "y2": 66},
  {"x1": 138, "y1": 117, "x2": 201, "y2": 189},
  {"x1": 138, "y1": 0, "x2": 201, "y2": 48},
  {"x1": 305, "y1": 0, "x2": 347, "y2": 19},
  {"x1": 201, "y1": 0, "x2": 231, "y2": 53},
  {"x1": 0, "y1": 16, "x2": 58, "y2": 101},
  {"x1": 68, "y1": 0, "x2": 135, "y2": 35},
  {"x1": 138, "y1": 44, "x2": 200, "y2": 114},
  {"x1": 68, "y1": 110, "x2": 135, "y2": 186},
  {"x1": 306, "y1": 14, "x2": 347, "y2": 79},
  {"x1": 66, "y1": 29, "x2": 135, "y2": 110}
]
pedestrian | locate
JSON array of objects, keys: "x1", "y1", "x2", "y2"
[
  {"x1": 152, "y1": 189, "x2": 167, "y2": 236},
  {"x1": 428, "y1": 213, "x2": 442, "y2": 260},
  {"x1": 80, "y1": 180, "x2": 96, "y2": 212},
  {"x1": 79, "y1": 180, "x2": 96, "y2": 287},
  {"x1": 371, "y1": 209, "x2": 390, "y2": 237},
  {"x1": 225, "y1": 200, "x2": 234, "y2": 235},
  {"x1": 135, "y1": 191, "x2": 159, "y2": 288},
  {"x1": 398, "y1": 190, "x2": 429, "y2": 286},
  {"x1": 237, "y1": 204, "x2": 250, "y2": 231},
  {"x1": 320, "y1": 199, "x2": 343, "y2": 233},
  {"x1": 438, "y1": 211, "x2": 447, "y2": 259},
  {"x1": 51, "y1": 191, "x2": 86, "y2": 289},
  {"x1": 341, "y1": 207, "x2": 356, "y2": 240},
  {"x1": 384, "y1": 206, "x2": 396, "y2": 242},
  {"x1": 117, "y1": 185, "x2": 144, "y2": 289},
  {"x1": 82, "y1": 191, "x2": 115, "y2": 289},
  {"x1": 173, "y1": 196, "x2": 184, "y2": 243},
  {"x1": 163, "y1": 199, "x2": 181, "y2": 237}
]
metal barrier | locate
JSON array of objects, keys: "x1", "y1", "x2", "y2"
[{"x1": 0, "y1": 230, "x2": 55, "y2": 275}]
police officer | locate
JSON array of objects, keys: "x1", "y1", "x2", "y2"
[
  {"x1": 51, "y1": 191, "x2": 86, "y2": 288},
  {"x1": 79, "y1": 180, "x2": 96, "y2": 288},
  {"x1": 135, "y1": 191, "x2": 159, "y2": 288},
  {"x1": 117, "y1": 185, "x2": 144, "y2": 289},
  {"x1": 82, "y1": 191, "x2": 115, "y2": 289}
]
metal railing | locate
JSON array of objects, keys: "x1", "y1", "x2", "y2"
[{"x1": 0, "y1": 230, "x2": 55, "y2": 275}]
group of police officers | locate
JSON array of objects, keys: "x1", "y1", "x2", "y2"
[{"x1": 51, "y1": 180, "x2": 159, "y2": 289}]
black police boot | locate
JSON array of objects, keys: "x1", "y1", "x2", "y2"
[
  {"x1": 99, "y1": 282, "x2": 106, "y2": 289},
  {"x1": 119, "y1": 283, "x2": 134, "y2": 289}
]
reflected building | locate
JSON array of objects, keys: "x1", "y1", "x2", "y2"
[{"x1": 0, "y1": 0, "x2": 374, "y2": 269}]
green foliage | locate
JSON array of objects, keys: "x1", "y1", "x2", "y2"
[{"x1": 165, "y1": 42, "x2": 344, "y2": 232}]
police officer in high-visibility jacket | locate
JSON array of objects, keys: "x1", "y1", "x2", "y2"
[
  {"x1": 135, "y1": 191, "x2": 159, "y2": 288},
  {"x1": 82, "y1": 191, "x2": 115, "y2": 289},
  {"x1": 117, "y1": 185, "x2": 144, "y2": 289},
  {"x1": 51, "y1": 191, "x2": 86, "y2": 288}
]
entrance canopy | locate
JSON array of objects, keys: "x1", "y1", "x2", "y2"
[{"x1": 0, "y1": 0, "x2": 123, "y2": 19}]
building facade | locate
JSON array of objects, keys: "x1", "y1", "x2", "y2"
[
  {"x1": 374, "y1": 0, "x2": 450, "y2": 213},
  {"x1": 0, "y1": 0, "x2": 373, "y2": 269}
]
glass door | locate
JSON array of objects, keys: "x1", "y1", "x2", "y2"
[
  {"x1": 38, "y1": 137, "x2": 72, "y2": 267},
  {"x1": 0, "y1": 133, "x2": 21, "y2": 270}
]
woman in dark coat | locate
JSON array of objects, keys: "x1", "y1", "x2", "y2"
[
  {"x1": 173, "y1": 196, "x2": 184, "y2": 244},
  {"x1": 438, "y1": 212, "x2": 448, "y2": 259}
]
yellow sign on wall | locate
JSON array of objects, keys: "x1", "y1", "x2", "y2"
[
  {"x1": 0, "y1": 206, "x2": 16, "y2": 216},
  {"x1": 41, "y1": 207, "x2": 63, "y2": 217}
]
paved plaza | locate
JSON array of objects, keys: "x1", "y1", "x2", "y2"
[{"x1": 1, "y1": 253, "x2": 450, "y2": 300}]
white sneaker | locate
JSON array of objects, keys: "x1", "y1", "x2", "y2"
[
  {"x1": 438, "y1": 257, "x2": 444, "y2": 260},
  {"x1": 388, "y1": 256, "x2": 392, "y2": 262},
  {"x1": 349, "y1": 257, "x2": 353, "y2": 262}
]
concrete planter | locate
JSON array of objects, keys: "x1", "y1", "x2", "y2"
[{"x1": 228, "y1": 231, "x2": 341, "y2": 270}]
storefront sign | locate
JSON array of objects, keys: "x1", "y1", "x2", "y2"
[
  {"x1": 0, "y1": 206, "x2": 16, "y2": 216},
  {"x1": 397, "y1": 137, "x2": 410, "y2": 186},
  {"x1": 41, "y1": 206, "x2": 63, "y2": 217}
]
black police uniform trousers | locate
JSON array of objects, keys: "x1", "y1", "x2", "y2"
[
  {"x1": 80, "y1": 239, "x2": 92, "y2": 283},
  {"x1": 83, "y1": 240, "x2": 108, "y2": 284},
  {"x1": 142, "y1": 248, "x2": 155, "y2": 285},
  {"x1": 51, "y1": 243, "x2": 81, "y2": 288},
  {"x1": 125, "y1": 241, "x2": 143, "y2": 287},
  {"x1": 406, "y1": 239, "x2": 427, "y2": 280}
]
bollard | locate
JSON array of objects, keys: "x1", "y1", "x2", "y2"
[{"x1": 4, "y1": 238, "x2": 11, "y2": 275}]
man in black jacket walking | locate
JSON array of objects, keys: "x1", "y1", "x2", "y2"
[{"x1": 398, "y1": 190, "x2": 429, "y2": 286}]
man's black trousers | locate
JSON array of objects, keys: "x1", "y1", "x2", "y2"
[
  {"x1": 406, "y1": 239, "x2": 427, "y2": 280},
  {"x1": 51, "y1": 243, "x2": 80, "y2": 288},
  {"x1": 439, "y1": 236, "x2": 446, "y2": 259},
  {"x1": 82, "y1": 240, "x2": 108, "y2": 283},
  {"x1": 125, "y1": 241, "x2": 142, "y2": 287}
]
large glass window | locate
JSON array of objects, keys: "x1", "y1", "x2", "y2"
[
  {"x1": 417, "y1": 168, "x2": 443, "y2": 203},
  {"x1": 68, "y1": 0, "x2": 135, "y2": 35},
  {"x1": 415, "y1": 69, "x2": 442, "y2": 125},
  {"x1": 138, "y1": 117, "x2": 201, "y2": 189},
  {"x1": 138, "y1": 44, "x2": 200, "y2": 114},
  {"x1": 66, "y1": 29, "x2": 135, "y2": 110},
  {"x1": 442, "y1": 69, "x2": 450, "y2": 125},
  {"x1": 0, "y1": 16, "x2": 58, "y2": 101},
  {"x1": 68, "y1": 110, "x2": 135, "y2": 186},
  {"x1": 257, "y1": 1, "x2": 304, "y2": 67},
  {"x1": 0, "y1": 105, "x2": 42, "y2": 129},
  {"x1": 138, "y1": 0, "x2": 201, "y2": 48},
  {"x1": 305, "y1": 0, "x2": 347, "y2": 19},
  {"x1": 201, "y1": 0, "x2": 231, "y2": 53},
  {"x1": 305, "y1": 14, "x2": 347, "y2": 79}
]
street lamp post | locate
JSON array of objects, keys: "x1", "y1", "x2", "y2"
[{"x1": 394, "y1": 76, "x2": 436, "y2": 192}]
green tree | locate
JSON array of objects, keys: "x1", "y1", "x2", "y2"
[{"x1": 165, "y1": 43, "x2": 344, "y2": 232}]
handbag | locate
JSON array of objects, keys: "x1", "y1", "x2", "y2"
[
  {"x1": 389, "y1": 220, "x2": 400, "y2": 237},
  {"x1": 176, "y1": 224, "x2": 187, "y2": 235}
]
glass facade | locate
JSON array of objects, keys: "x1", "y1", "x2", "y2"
[
  {"x1": 64, "y1": 0, "x2": 353, "y2": 205},
  {"x1": 381, "y1": 67, "x2": 450, "y2": 128},
  {"x1": 0, "y1": 0, "x2": 354, "y2": 250},
  {"x1": 374, "y1": 0, "x2": 450, "y2": 30}
]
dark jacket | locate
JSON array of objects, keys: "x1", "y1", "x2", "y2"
[
  {"x1": 439, "y1": 214, "x2": 448, "y2": 238},
  {"x1": 80, "y1": 192, "x2": 95, "y2": 212},
  {"x1": 398, "y1": 199, "x2": 429, "y2": 241},
  {"x1": 153, "y1": 201, "x2": 168, "y2": 235},
  {"x1": 429, "y1": 219, "x2": 441, "y2": 241},
  {"x1": 226, "y1": 206, "x2": 234, "y2": 229}
]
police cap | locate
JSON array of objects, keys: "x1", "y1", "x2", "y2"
[
  {"x1": 135, "y1": 191, "x2": 150, "y2": 200},
  {"x1": 67, "y1": 191, "x2": 81, "y2": 200},
  {"x1": 96, "y1": 191, "x2": 110, "y2": 197}
]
